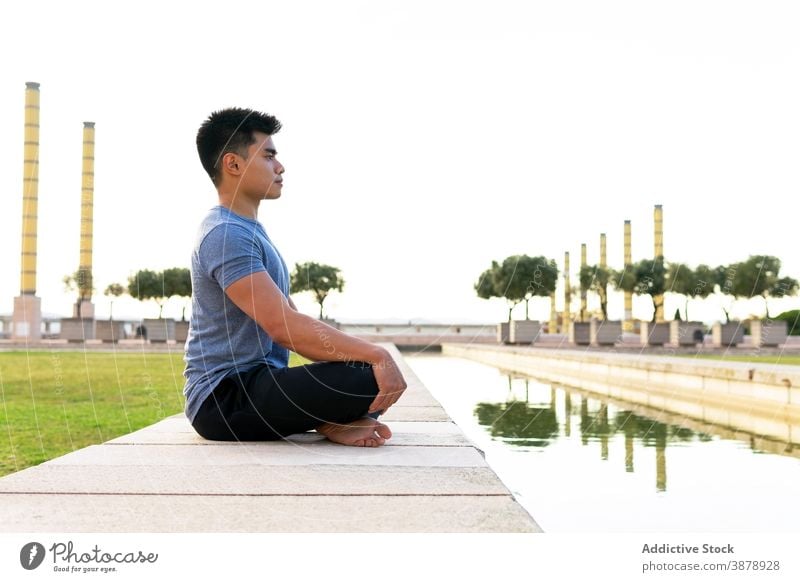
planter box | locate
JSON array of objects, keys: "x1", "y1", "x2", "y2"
[
  {"x1": 60, "y1": 318, "x2": 96, "y2": 342},
  {"x1": 669, "y1": 321, "x2": 705, "y2": 346},
  {"x1": 640, "y1": 321, "x2": 671, "y2": 345},
  {"x1": 569, "y1": 322, "x2": 592, "y2": 345},
  {"x1": 750, "y1": 319, "x2": 788, "y2": 347},
  {"x1": 711, "y1": 322, "x2": 745, "y2": 347},
  {"x1": 175, "y1": 321, "x2": 190, "y2": 343},
  {"x1": 591, "y1": 319, "x2": 622, "y2": 346},
  {"x1": 142, "y1": 318, "x2": 176, "y2": 342},
  {"x1": 570, "y1": 320, "x2": 622, "y2": 346},
  {"x1": 497, "y1": 322, "x2": 510, "y2": 344},
  {"x1": 96, "y1": 320, "x2": 127, "y2": 342},
  {"x1": 509, "y1": 320, "x2": 541, "y2": 344}
]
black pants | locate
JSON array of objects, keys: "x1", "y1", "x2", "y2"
[{"x1": 191, "y1": 360, "x2": 381, "y2": 441}]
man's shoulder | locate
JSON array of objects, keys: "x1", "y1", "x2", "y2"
[{"x1": 195, "y1": 207, "x2": 262, "y2": 249}]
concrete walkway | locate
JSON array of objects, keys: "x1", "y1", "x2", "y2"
[{"x1": 0, "y1": 344, "x2": 540, "y2": 532}]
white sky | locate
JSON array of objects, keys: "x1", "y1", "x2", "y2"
[{"x1": 1, "y1": 0, "x2": 799, "y2": 325}]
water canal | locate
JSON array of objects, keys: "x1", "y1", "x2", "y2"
[{"x1": 404, "y1": 353, "x2": 800, "y2": 532}]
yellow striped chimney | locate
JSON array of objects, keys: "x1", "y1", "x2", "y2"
[
  {"x1": 580, "y1": 243, "x2": 587, "y2": 322},
  {"x1": 78, "y1": 121, "x2": 95, "y2": 313},
  {"x1": 20, "y1": 82, "x2": 40, "y2": 295},
  {"x1": 600, "y1": 233, "x2": 607, "y2": 320},
  {"x1": 563, "y1": 251, "x2": 571, "y2": 329},
  {"x1": 600, "y1": 233, "x2": 607, "y2": 268},
  {"x1": 623, "y1": 220, "x2": 633, "y2": 331},
  {"x1": 654, "y1": 204, "x2": 664, "y2": 322},
  {"x1": 12, "y1": 82, "x2": 43, "y2": 340}
]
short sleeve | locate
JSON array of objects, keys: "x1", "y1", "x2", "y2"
[{"x1": 198, "y1": 223, "x2": 267, "y2": 290}]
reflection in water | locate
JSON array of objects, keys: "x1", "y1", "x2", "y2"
[
  {"x1": 474, "y1": 400, "x2": 558, "y2": 447},
  {"x1": 475, "y1": 378, "x2": 716, "y2": 492},
  {"x1": 406, "y1": 354, "x2": 800, "y2": 532}
]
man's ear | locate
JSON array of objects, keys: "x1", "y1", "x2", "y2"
[{"x1": 221, "y1": 152, "x2": 242, "y2": 175}]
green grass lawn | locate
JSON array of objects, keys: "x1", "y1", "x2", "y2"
[
  {"x1": 0, "y1": 351, "x2": 308, "y2": 478},
  {"x1": 679, "y1": 354, "x2": 800, "y2": 366}
]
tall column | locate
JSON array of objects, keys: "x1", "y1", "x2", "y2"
[
  {"x1": 600, "y1": 233, "x2": 607, "y2": 320},
  {"x1": 654, "y1": 204, "x2": 664, "y2": 322},
  {"x1": 12, "y1": 82, "x2": 42, "y2": 340},
  {"x1": 622, "y1": 220, "x2": 633, "y2": 332},
  {"x1": 549, "y1": 293, "x2": 558, "y2": 334},
  {"x1": 74, "y1": 122, "x2": 96, "y2": 320},
  {"x1": 563, "y1": 251, "x2": 571, "y2": 332},
  {"x1": 599, "y1": 233, "x2": 607, "y2": 268},
  {"x1": 580, "y1": 243, "x2": 587, "y2": 322}
]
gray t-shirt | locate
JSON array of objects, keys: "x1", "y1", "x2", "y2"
[{"x1": 183, "y1": 205, "x2": 290, "y2": 423}]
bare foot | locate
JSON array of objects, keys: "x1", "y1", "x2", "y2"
[{"x1": 316, "y1": 417, "x2": 393, "y2": 447}]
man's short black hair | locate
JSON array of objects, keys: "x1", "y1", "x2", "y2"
[{"x1": 196, "y1": 107, "x2": 282, "y2": 185}]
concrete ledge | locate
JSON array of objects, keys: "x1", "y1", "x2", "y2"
[
  {"x1": 0, "y1": 343, "x2": 541, "y2": 533},
  {"x1": 0, "y1": 493, "x2": 537, "y2": 533}
]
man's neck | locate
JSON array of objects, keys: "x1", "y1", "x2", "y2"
[{"x1": 217, "y1": 193, "x2": 259, "y2": 220}]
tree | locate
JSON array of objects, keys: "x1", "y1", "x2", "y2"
[
  {"x1": 609, "y1": 265, "x2": 636, "y2": 296},
  {"x1": 162, "y1": 267, "x2": 192, "y2": 321},
  {"x1": 474, "y1": 256, "x2": 557, "y2": 322},
  {"x1": 634, "y1": 257, "x2": 667, "y2": 322},
  {"x1": 474, "y1": 261, "x2": 508, "y2": 319},
  {"x1": 495, "y1": 255, "x2": 558, "y2": 321},
  {"x1": 104, "y1": 283, "x2": 126, "y2": 321},
  {"x1": 579, "y1": 264, "x2": 612, "y2": 320},
  {"x1": 518, "y1": 255, "x2": 558, "y2": 320},
  {"x1": 290, "y1": 261, "x2": 345, "y2": 319},
  {"x1": 730, "y1": 255, "x2": 798, "y2": 318},
  {"x1": 713, "y1": 264, "x2": 737, "y2": 323},
  {"x1": 127, "y1": 268, "x2": 193, "y2": 319},
  {"x1": 62, "y1": 267, "x2": 94, "y2": 318},
  {"x1": 128, "y1": 269, "x2": 167, "y2": 318},
  {"x1": 609, "y1": 259, "x2": 665, "y2": 322},
  {"x1": 774, "y1": 310, "x2": 800, "y2": 335},
  {"x1": 666, "y1": 262, "x2": 714, "y2": 321},
  {"x1": 602, "y1": 257, "x2": 668, "y2": 323},
  {"x1": 691, "y1": 264, "x2": 716, "y2": 314},
  {"x1": 769, "y1": 276, "x2": 799, "y2": 316},
  {"x1": 666, "y1": 262, "x2": 692, "y2": 320},
  {"x1": 475, "y1": 262, "x2": 500, "y2": 301},
  {"x1": 492, "y1": 256, "x2": 528, "y2": 321}
]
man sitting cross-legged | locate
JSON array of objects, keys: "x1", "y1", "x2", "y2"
[{"x1": 183, "y1": 107, "x2": 407, "y2": 447}]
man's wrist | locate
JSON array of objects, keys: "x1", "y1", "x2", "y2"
[{"x1": 365, "y1": 345, "x2": 391, "y2": 366}]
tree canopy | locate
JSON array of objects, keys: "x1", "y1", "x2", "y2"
[
  {"x1": 290, "y1": 261, "x2": 345, "y2": 319},
  {"x1": 475, "y1": 255, "x2": 558, "y2": 321},
  {"x1": 127, "y1": 268, "x2": 191, "y2": 318}
]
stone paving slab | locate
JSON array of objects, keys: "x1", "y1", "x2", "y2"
[
  {"x1": 0, "y1": 343, "x2": 541, "y2": 532},
  {"x1": 106, "y1": 422, "x2": 473, "y2": 447},
  {"x1": 46, "y1": 442, "x2": 488, "y2": 467},
  {"x1": 380, "y1": 405, "x2": 451, "y2": 421},
  {"x1": 0, "y1": 494, "x2": 538, "y2": 533},
  {"x1": 385, "y1": 387, "x2": 441, "y2": 407},
  {"x1": 0, "y1": 465, "x2": 508, "y2": 495}
]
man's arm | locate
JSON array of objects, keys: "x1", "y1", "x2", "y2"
[
  {"x1": 284, "y1": 294, "x2": 320, "y2": 362},
  {"x1": 225, "y1": 272, "x2": 407, "y2": 412}
]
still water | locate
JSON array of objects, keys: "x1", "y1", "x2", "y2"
[{"x1": 404, "y1": 354, "x2": 800, "y2": 532}]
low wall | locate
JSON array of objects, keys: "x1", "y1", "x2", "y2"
[{"x1": 442, "y1": 343, "x2": 800, "y2": 444}]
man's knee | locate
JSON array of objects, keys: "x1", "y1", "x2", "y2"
[{"x1": 350, "y1": 363, "x2": 379, "y2": 398}]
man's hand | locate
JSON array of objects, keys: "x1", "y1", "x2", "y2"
[{"x1": 368, "y1": 353, "x2": 407, "y2": 413}]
